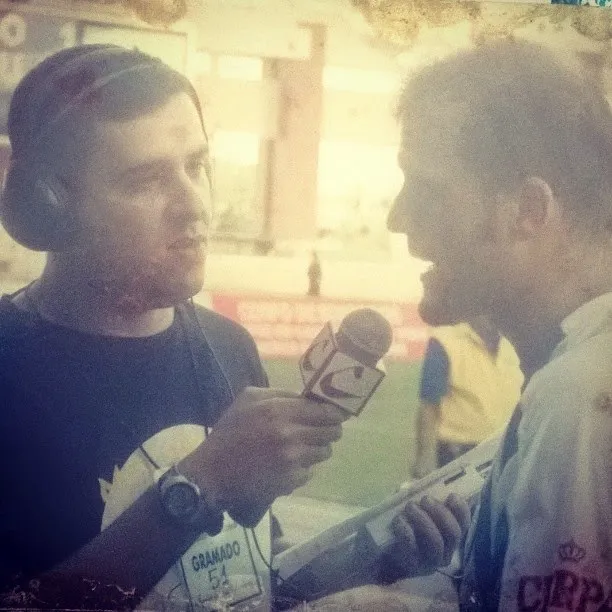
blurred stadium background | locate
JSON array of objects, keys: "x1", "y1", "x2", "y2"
[{"x1": 1, "y1": 0, "x2": 610, "y2": 538}]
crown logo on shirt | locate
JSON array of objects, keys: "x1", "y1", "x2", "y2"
[{"x1": 558, "y1": 539, "x2": 586, "y2": 564}]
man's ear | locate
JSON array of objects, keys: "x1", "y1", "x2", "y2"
[{"x1": 513, "y1": 176, "x2": 558, "y2": 239}]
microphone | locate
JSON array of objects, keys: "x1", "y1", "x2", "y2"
[
  {"x1": 230, "y1": 310, "x2": 393, "y2": 528},
  {"x1": 230, "y1": 309, "x2": 392, "y2": 528},
  {"x1": 299, "y1": 308, "x2": 393, "y2": 416}
]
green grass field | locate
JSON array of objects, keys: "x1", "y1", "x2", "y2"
[{"x1": 264, "y1": 358, "x2": 423, "y2": 508}]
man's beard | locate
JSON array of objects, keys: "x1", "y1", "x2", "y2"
[
  {"x1": 418, "y1": 295, "x2": 463, "y2": 326},
  {"x1": 418, "y1": 283, "x2": 490, "y2": 327},
  {"x1": 84, "y1": 256, "x2": 202, "y2": 311}
]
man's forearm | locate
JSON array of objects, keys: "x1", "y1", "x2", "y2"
[
  {"x1": 49, "y1": 484, "x2": 200, "y2": 603},
  {"x1": 47, "y1": 440, "x2": 232, "y2": 604},
  {"x1": 0, "y1": 483, "x2": 204, "y2": 609}
]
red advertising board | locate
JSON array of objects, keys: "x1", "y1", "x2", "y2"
[{"x1": 210, "y1": 293, "x2": 428, "y2": 361}]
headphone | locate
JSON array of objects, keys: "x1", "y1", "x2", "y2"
[{"x1": 0, "y1": 45, "x2": 204, "y2": 252}]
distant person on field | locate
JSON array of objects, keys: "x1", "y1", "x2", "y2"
[{"x1": 307, "y1": 250, "x2": 322, "y2": 297}]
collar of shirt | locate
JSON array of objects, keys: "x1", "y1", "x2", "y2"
[{"x1": 556, "y1": 291, "x2": 612, "y2": 356}]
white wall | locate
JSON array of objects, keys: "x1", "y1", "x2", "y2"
[{"x1": 203, "y1": 252, "x2": 424, "y2": 302}]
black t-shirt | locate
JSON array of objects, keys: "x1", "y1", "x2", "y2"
[{"x1": 0, "y1": 295, "x2": 267, "y2": 588}]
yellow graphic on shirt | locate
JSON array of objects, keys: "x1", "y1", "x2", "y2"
[
  {"x1": 98, "y1": 465, "x2": 121, "y2": 504},
  {"x1": 99, "y1": 424, "x2": 206, "y2": 527},
  {"x1": 97, "y1": 424, "x2": 272, "y2": 611},
  {"x1": 98, "y1": 425, "x2": 207, "y2": 609}
]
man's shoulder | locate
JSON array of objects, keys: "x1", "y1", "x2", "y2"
[
  {"x1": 521, "y1": 329, "x2": 612, "y2": 436},
  {"x1": 188, "y1": 302, "x2": 254, "y2": 343},
  {"x1": 187, "y1": 302, "x2": 264, "y2": 361},
  {"x1": 530, "y1": 327, "x2": 612, "y2": 394},
  {"x1": 515, "y1": 331, "x2": 612, "y2": 506},
  {"x1": 188, "y1": 302, "x2": 268, "y2": 388}
]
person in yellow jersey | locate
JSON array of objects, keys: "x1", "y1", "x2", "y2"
[{"x1": 412, "y1": 315, "x2": 523, "y2": 478}]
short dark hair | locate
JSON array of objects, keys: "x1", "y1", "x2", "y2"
[
  {"x1": 396, "y1": 40, "x2": 612, "y2": 233},
  {"x1": 8, "y1": 44, "x2": 203, "y2": 168}
]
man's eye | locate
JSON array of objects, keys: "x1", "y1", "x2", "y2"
[
  {"x1": 123, "y1": 173, "x2": 162, "y2": 193},
  {"x1": 186, "y1": 159, "x2": 208, "y2": 181}
]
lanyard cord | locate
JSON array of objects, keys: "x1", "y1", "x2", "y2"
[
  {"x1": 185, "y1": 299, "x2": 294, "y2": 599},
  {"x1": 129, "y1": 301, "x2": 211, "y2": 470}
]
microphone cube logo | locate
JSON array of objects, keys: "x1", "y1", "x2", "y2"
[
  {"x1": 299, "y1": 322, "x2": 336, "y2": 388},
  {"x1": 300, "y1": 322, "x2": 386, "y2": 415},
  {"x1": 309, "y1": 351, "x2": 385, "y2": 415}
]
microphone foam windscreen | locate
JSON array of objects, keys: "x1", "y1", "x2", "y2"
[{"x1": 337, "y1": 308, "x2": 393, "y2": 364}]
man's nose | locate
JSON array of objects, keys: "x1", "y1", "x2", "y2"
[
  {"x1": 172, "y1": 173, "x2": 212, "y2": 226},
  {"x1": 387, "y1": 190, "x2": 409, "y2": 233}
]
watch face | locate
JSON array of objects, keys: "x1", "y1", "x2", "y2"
[{"x1": 163, "y1": 482, "x2": 200, "y2": 520}]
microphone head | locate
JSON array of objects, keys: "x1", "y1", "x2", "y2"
[{"x1": 336, "y1": 308, "x2": 393, "y2": 367}]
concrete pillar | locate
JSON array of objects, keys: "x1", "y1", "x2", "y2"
[{"x1": 262, "y1": 23, "x2": 326, "y2": 243}]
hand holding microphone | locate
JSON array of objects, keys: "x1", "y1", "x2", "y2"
[{"x1": 181, "y1": 309, "x2": 393, "y2": 527}]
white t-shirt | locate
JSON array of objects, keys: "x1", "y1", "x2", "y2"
[{"x1": 479, "y1": 293, "x2": 612, "y2": 610}]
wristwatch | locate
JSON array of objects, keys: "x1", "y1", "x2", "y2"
[{"x1": 155, "y1": 466, "x2": 224, "y2": 535}]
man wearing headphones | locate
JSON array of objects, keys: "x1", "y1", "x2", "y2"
[
  {"x1": 0, "y1": 45, "x2": 359, "y2": 609},
  {"x1": 0, "y1": 45, "x2": 470, "y2": 610}
]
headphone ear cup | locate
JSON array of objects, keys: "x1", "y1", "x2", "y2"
[{"x1": 0, "y1": 158, "x2": 78, "y2": 252}]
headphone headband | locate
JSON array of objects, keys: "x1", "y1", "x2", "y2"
[
  {"x1": 1, "y1": 44, "x2": 205, "y2": 252},
  {"x1": 12, "y1": 45, "x2": 203, "y2": 159}
]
